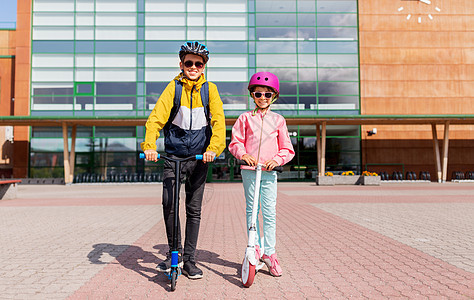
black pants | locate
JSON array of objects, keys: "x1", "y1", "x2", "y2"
[{"x1": 162, "y1": 155, "x2": 208, "y2": 263}]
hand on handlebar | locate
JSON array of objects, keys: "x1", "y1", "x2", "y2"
[
  {"x1": 202, "y1": 151, "x2": 217, "y2": 163},
  {"x1": 264, "y1": 159, "x2": 279, "y2": 171},
  {"x1": 144, "y1": 149, "x2": 159, "y2": 162},
  {"x1": 241, "y1": 154, "x2": 257, "y2": 167}
]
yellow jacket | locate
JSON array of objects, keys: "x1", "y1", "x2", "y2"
[{"x1": 141, "y1": 73, "x2": 226, "y2": 156}]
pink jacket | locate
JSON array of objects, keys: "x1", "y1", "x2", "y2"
[{"x1": 229, "y1": 110, "x2": 295, "y2": 170}]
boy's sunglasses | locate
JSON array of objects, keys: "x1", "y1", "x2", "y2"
[
  {"x1": 252, "y1": 92, "x2": 274, "y2": 99},
  {"x1": 183, "y1": 60, "x2": 204, "y2": 69}
]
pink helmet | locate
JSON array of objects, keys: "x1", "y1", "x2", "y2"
[{"x1": 248, "y1": 72, "x2": 280, "y2": 96}]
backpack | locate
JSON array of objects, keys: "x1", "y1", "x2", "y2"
[{"x1": 166, "y1": 79, "x2": 210, "y2": 129}]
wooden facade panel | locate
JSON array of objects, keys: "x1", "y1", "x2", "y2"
[
  {"x1": 361, "y1": 97, "x2": 473, "y2": 115},
  {"x1": 360, "y1": 48, "x2": 464, "y2": 65},
  {"x1": 362, "y1": 81, "x2": 464, "y2": 98},
  {"x1": 359, "y1": 0, "x2": 474, "y2": 15},
  {"x1": 360, "y1": 65, "x2": 473, "y2": 81},
  {"x1": 360, "y1": 32, "x2": 474, "y2": 48},
  {"x1": 462, "y1": 49, "x2": 474, "y2": 64},
  {"x1": 359, "y1": 15, "x2": 472, "y2": 32}
]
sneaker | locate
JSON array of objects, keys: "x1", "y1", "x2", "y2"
[
  {"x1": 182, "y1": 261, "x2": 203, "y2": 279},
  {"x1": 157, "y1": 255, "x2": 183, "y2": 273},
  {"x1": 262, "y1": 253, "x2": 282, "y2": 277}
]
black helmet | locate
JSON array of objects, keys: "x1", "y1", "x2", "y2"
[{"x1": 179, "y1": 41, "x2": 209, "y2": 64}]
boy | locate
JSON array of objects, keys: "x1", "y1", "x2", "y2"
[{"x1": 141, "y1": 41, "x2": 226, "y2": 279}]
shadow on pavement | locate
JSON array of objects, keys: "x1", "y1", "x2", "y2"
[
  {"x1": 153, "y1": 245, "x2": 243, "y2": 287},
  {"x1": 87, "y1": 243, "x2": 170, "y2": 290}
]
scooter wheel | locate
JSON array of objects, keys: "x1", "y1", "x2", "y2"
[
  {"x1": 170, "y1": 271, "x2": 177, "y2": 291},
  {"x1": 241, "y1": 256, "x2": 256, "y2": 287}
]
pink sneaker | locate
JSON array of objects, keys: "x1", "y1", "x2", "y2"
[{"x1": 262, "y1": 253, "x2": 282, "y2": 277}]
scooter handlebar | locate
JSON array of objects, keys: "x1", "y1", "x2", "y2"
[
  {"x1": 139, "y1": 153, "x2": 203, "y2": 161},
  {"x1": 237, "y1": 159, "x2": 283, "y2": 173}
]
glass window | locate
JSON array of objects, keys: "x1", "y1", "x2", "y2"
[
  {"x1": 33, "y1": 41, "x2": 74, "y2": 53},
  {"x1": 318, "y1": 68, "x2": 359, "y2": 81},
  {"x1": 33, "y1": 27, "x2": 74, "y2": 40},
  {"x1": 76, "y1": 83, "x2": 93, "y2": 94},
  {"x1": 33, "y1": 0, "x2": 74, "y2": 12},
  {"x1": 258, "y1": 68, "x2": 298, "y2": 81},
  {"x1": 95, "y1": 97, "x2": 136, "y2": 110},
  {"x1": 317, "y1": 42, "x2": 358, "y2": 53},
  {"x1": 256, "y1": 1, "x2": 296, "y2": 12},
  {"x1": 317, "y1": 28, "x2": 358, "y2": 40},
  {"x1": 317, "y1": 1, "x2": 357, "y2": 13},
  {"x1": 96, "y1": 82, "x2": 136, "y2": 95},
  {"x1": 187, "y1": 28, "x2": 205, "y2": 40},
  {"x1": 257, "y1": 54, "x2": 296, "y2": 67},
  {"x1": 318, "y1": 54, "x2": 358, "y2": 67},
  {"x1": 298, "y1": 14, "x2": 316, "y2": 26},
  {"x1": 318, "y1": 96, "x2": 359, "y2": 109},
  {"x1": 188, "y1": 13, "x2": 205, "y2": 26},
  {"x1": 33, "y1": 13, "x2": 74, "y2": 26},
  {"x1": 207, "y1": 13, "x2": 247, "y2": 26},
  {"x1": 211, "y1": 54, "x2": 248, "y2": 68},
  {"x1": 207, "y1": 69, "x2": 248, "y2": 82},
  {"x1": 318, "y1": 82, "x2": 359, "y2": 95},
  {"x1": 32, "y1": 54, "x2": 74, "y2": 68},
  {"x1": 298, "y1": 54, "x2": 317, "y2": 67},
  {"x1": 298, "y1": 27, "x2": 316, "y2": 40},
  {"x1": 75, "y1": 41, "x2": 94, "y2": 53},
  {"x1": 145, "y1": 68, "x2": 178, "y2": 81},
  {"x1": 280, "y1": 82, "x2": 297, "y2": 95},
  {"x1": 187, "y1": 0, "x2": 204, "y2": 12},
  {"x1": 95, "y1": 0, "x2": 137, "y2": 12},
  {"x1": 32, "y1": 69, "x2": 73, "y2": 82},
  {"x1": 145, "y1": 28, "x2": 186, "y2": 40},
  {"x1": 76, "y1": 27, "x2": 94, "y2": 40},
  {"x1": 96, "y1": 13, "x2": 136, "y2": 26},
  {"x1": 76, "y1": 0, "x2": 94, "y2": 12},
  {"x1": 146, "y1": 0, "x2": 186, "y2": 12},
  {"x1": 299, "y1": 82, "x2": 317, "y2": 95},
  {"x1": 317, "y1": 14, "x2": 357, "y2": 26},
  {"x1": 95, "y1": 41, "x2": 136, "y2": 53},
  {"x1": 256, "y1": 27, "x2": 297, "y2": 40},
  {"x1": 256, "y1": 41, "x2": 296, "y2": 53},
  {"x1": 95, "y1": 69, "x2": 136, "y2": 82},
  {"x1": 145, "y1": 41, "x2": 182, "y2": 53},
  {"x1": 32, "y1": 85, "x2": 73, "y2": 96},
  {"x1": 256, "y1": 14, "x2": 296, "y2": 26},
  {"x1": 298, "y1": 0, "x2": 316, "y2": 12},
  {"x1": 95, "y1": 54, "x2": 136, "y2": 68},
  {"x1": 213, "y1": 82, "x2": 248, "y2": 95},
  {"x1": 298, "y1": 41, "x2": 316, "y2": 53},
  {"x1": 76, "y1": 13, "x2": 94, "y2": 26},
  {"x1": 206, "y1": 0, "x2": 246, "y2": 13},
  {"x1": 207, "y1": 28, "x2": 247, "y2": 40},
  {"x1": 145, "y1": 54, "x2": 178, "y2": 68},
  {"x1": 96, "y1": 27, "x2": 136, "y2": 40},
  {"x1": 145, "y1": 13, "x2": 185, "y2": 26},
  {"x1": 298, "y1": 68, "x2": 317, "y2": 81},
  {"x1": 75, "y1": 55, "x2": 94, "y2": 68}
]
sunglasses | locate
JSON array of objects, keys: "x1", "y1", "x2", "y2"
[
  {"x1": 183, "y1": 60, "x2": 204, "y2": 69},
  {"x1": 252, "y1": 92, "x2": 274, "y2": 99}
]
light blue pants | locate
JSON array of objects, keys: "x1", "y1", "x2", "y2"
[{"x1": 241, "y1": 169, "x2": 278, "y2": 256}]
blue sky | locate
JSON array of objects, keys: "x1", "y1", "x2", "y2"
[{"x1": 0, "y1": 0, "x2": 17, "y2": 25}]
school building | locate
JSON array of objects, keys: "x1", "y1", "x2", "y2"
[{"x1": 0, "y1": 0, "x2": 473, "y2": 183}]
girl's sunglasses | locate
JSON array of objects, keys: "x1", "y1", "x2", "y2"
[
  {"x1": 252, "y1": 92, "x2": 274, "y2": 99},
  {"x1": 183, "y1": 60, "x2": 204, "y2": 69}
]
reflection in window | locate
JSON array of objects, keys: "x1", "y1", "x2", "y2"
[
  {"x1": 318, "y1": 68, "x2": 359, "y2": 81},
  {"x1": 96, "y1": 82, "x2": 136, "y2": 95},
  {"x1": 256, "y1": 27, "x2": 296, "y2": 40},
  {"x1": 317, "y1": 14, "x2": 357, "y2": 27},
  {"x1": 256, "y1": 41, "x2": 296, "y2": 53},
  {"x1": 318, "y1": 82, "x2": 359, "y2": 95},
  {"x1": 256, "y1": 14, "x2": 296, "y2": 26},
  {"x1": 317, "y1": 1, "x2": 357, "y2": 13}
]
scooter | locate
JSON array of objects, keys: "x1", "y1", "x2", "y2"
[
  {"x1": 139, "y1": 152, "x2": 203, "y2": 291},
  {"x1": 241, "y1": 162, "x2": 282, "y2": 287}
]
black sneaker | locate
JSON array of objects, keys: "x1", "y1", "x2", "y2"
[
  {"x1": 157, "y1": 255, "x2": 183, "y2": 273},
  {"x1": 182, "y1": 261, "x2": 203, "y2": 279}
]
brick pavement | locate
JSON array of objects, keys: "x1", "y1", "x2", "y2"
[{"x1": 0, "y1": 182, "x2": 473, "y2": 299}]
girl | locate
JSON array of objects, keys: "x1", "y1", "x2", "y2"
[{"x1": 229, "y1": 72, "x2": 295, "y2": 276}]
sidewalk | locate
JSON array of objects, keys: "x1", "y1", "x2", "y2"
[{"x1": 0, "y1": 182, "x2": 473, "y2": 299}]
